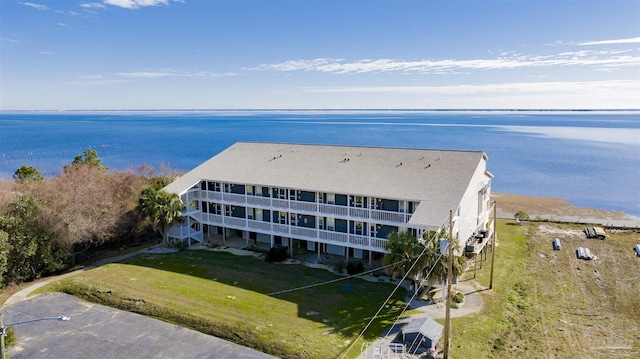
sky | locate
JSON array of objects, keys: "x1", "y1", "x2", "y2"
[{"x1": 0, "y1": 0, "x2": 639, "y2": 110}]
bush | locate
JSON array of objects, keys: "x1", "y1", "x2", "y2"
[
  {"x1": 514, "y1": 210, "x2": 530, "y2": 222},
  {"x1": 346, "y1": 260, "x2": 364, "y2": 275},
  {"x1": 4, "y1": 326, "x2": 17, "y2": 349},
  {"x1": 333, "y1": 261, "x2": 345, "y2": 274},
  {"x1": 265, "y1": 246, "x2": 288, "y2": 263},
  {"x1": 174, "y1": 240, "x2": 189, "y2": 251},
  {"x1": 452, "y1": 291, "x2": 465, "y2": 303}
]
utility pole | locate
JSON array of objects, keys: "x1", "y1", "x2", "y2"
[
  {"x1": 443, "y1": 210, "x2": 453, "y2": 359},
  {"x1": 489, "y1": 200, "x2": 497, "y2": 290},
  {"x1": 1, "y1": 313, "x2": 5, "y2": 359}
]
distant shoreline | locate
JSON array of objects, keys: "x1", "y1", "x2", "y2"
[
  {"x1": 1, "y1": 108, "x2": 639, "y2": 113},
  {"x1": 493, "y1": 193, "x2": 640, "y2": 228}
]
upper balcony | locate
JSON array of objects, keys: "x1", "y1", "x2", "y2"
[{"x1": 196, "y1": 189, "x2": 412, "y2": 225}]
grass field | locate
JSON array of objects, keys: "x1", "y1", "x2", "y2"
[
  {"x1": 31, "y1": 219, "x2": 640, "y2": 359},
  {"x1": 452, "y1": 220, "x2": 640, "y2": 359}
]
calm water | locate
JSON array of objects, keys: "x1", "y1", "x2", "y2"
[{"x1": 1, "y1": 111, "x2": 639, "y2": 215}]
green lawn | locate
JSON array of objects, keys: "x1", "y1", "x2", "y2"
[
  {"x1": 35, "y1": 219, "x2": 640, "y2": 359},
  {"x1": 39, "y1": 250, "x2": 408, "y2": 359}
]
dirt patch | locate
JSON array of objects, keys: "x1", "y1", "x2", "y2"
[{"x1": 536, "y1": 224, "x2": 584, "y2": 238}]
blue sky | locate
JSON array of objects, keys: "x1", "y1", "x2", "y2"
[{"x1": 1, "y1": 0, "x2": 639, "y2": 110}]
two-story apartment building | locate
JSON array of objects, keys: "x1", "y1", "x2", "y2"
[{"x1": 163, "y1": 142, "x2": 493, "y2": 263}]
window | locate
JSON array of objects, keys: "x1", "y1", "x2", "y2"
[
  {"x1": 355, "y1": 221, "x2": 363, "y2": 235},
  {"x1": 208, "y1": 182, "x2": 220, "y2": 192}
]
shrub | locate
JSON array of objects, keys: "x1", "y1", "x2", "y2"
[
  {"x1": 265, "y1": 246, "x2": 288, "y2": 263},
  {"x1": 452, "y1": 291, "x2": 465, "y2": 303},
  {"x1": 514, "y1": 210, "x2": 530, "y2": 222},
  {"x1": 174, "y1": 240, "x2": 189, "y2": 251},
  {"x1": 346, "y1": 260, "x2": 365, "y2": 275},
  {"x1": 333, "y1": 261, "x2": 345, "y2": 274},
  {"x1": 4, "y1": 326, "x2": 17, "y2": 349}
]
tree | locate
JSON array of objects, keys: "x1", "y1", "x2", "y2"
[
  {"x1": 383, "y1": 231, "x2": 429, "y2": 292},
  {"x1": 514, "y1": 210, "x2": 529, "y2": 223},
  {"x1": 420, "y1": 230, "x2": 467, "y2": 290},
  {"x1": 65, "y1": 148, "x2": 108, "y2": 172},
  {"x1": 13, "y1": 165, "x2": 43, "y2": 183},
  {"x1": 137, "y1": 186, "x2": 185, "y2": 247},
  {"x1": 0, "y1": 230, "x2": 9, "y2": 287},
  {"x1": 0, "y1": 194, "x2": 68, "y2": 287}
]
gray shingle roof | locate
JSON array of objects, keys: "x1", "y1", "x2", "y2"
[{"x1": 164, "y1": 142, "x2": 486, "y2": 226}]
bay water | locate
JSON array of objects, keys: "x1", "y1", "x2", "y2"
[{"x1": 1, "y1": 111, "x2": 638, "y2": 215}]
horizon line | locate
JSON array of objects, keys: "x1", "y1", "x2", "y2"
[{"x1": 1, "y1": 108, "x2": 639, "y2": 113}]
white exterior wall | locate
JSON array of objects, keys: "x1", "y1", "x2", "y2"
[{"x1": 456, "y1": 158, "x2": 493, "y2": 253}]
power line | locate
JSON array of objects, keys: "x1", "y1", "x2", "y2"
[
  {"x1": 340, "y1": 224, "x2": 451, "y2": 359},
  {"x1": 340, "y1": 235, "x2": 445, "y2": 359},
  {"x1": 267, "y1": 261, "x2": 405, "y2": 296}
]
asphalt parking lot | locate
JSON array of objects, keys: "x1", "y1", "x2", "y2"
[{"x1": 2, "y1": 292, "x2": 278, "y2": 359}]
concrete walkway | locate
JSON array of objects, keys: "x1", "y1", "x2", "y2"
[{"x1": 357, "y1": 280, "x2": 484, "y2": 359}]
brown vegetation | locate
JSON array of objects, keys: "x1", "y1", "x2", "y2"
[{"x1": 0, "y1": 159, "x2": 182, "y2": 287}]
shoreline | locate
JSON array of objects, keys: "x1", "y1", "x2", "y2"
[{"x1": 492, "y1": 192, "x2": 640, "y2": 228}]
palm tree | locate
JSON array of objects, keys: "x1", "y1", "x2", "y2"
[
  {"x1": 383, "y1": 231, "x2": 429, "y2": 292},
  {"x1": 138, "y1": 186, "x2": 185, "y2": 247},
  {"x1": 420, "y1": 230, "x2": 467, "y2": 290}
]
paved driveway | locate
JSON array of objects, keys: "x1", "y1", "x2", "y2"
[{"x1": 2, "y1": 292, "x2": 277, "y2": 359}]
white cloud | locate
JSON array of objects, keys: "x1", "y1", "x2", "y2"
[
  {"x1": 301, "y1": 80, "x2": 639, "y2": 96},
  {"x1": 37, "y1": 51, "x2": 54, "y2": 55},
  {"x1": 254, "y1": 50, "x2": 640, "y2": 74},
  {"x1": 81, "y1": 2, "x2": 106, "y2": 9},
  {"x1": 579, "y1": 37, "x2": 640, "y2": 46},
  {"x1": 1, "y1": 37, "x2": 20, "y2": 44},
  {"x1": 116, "y1": 70, "x2": 237, "y2": 78},
  {"x1": 19, "y1": 2, "x2": 48, "y2": 11},
  {"x1": 103, "y1": 0, "x2": 169, "y2": 9},
  {"x1": 70, "y1": 79, "x2": 132, "y2": 86},
  {"x1": 297, "y1": 80, "x2": 639, "y2": 109}
]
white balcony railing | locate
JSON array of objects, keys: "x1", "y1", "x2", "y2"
[
  {"x1": 248, "y1": 219, "x2": 272, "y2": 232},
  {"x1": 272, "y1": 223, "x2": 290, "y2": 234},
  {"x1": 271, "y1": 199, "x2": 289, "y2": 209},
  {"x1": 290, "y1": 201, "x2": 318, "y2": 212},
  {"x1": 224, "y1": 216, "x2": 246, "y2": 227},
  {"x1": 318, "y1": 204, "x2": 349, "y2": 216},
  {"x1": 349, "y1": 208, "x2": 369, "y2": 219},
  {"x1": 370, "y1": 209, "x2": 408, "y2": 223},
  {"x1": 291, "y1": 226, "x2": 318, "y2": 238},
  {"x1": 200, "y1": 190, "x2": 410, "y2": 224},
  {"x1": 223, "y1": 193, "x2": 246, "y2": 204},
  {"x1": 246, "y1": 196, "x2": 271, "y2": 207},
  {"x1": 318, "y1": 230, "x2": 349, "y2": 244}
]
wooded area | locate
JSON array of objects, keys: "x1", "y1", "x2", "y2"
[{"x1": 0, "y1": 150, "x2": 179, "y2": 288}]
